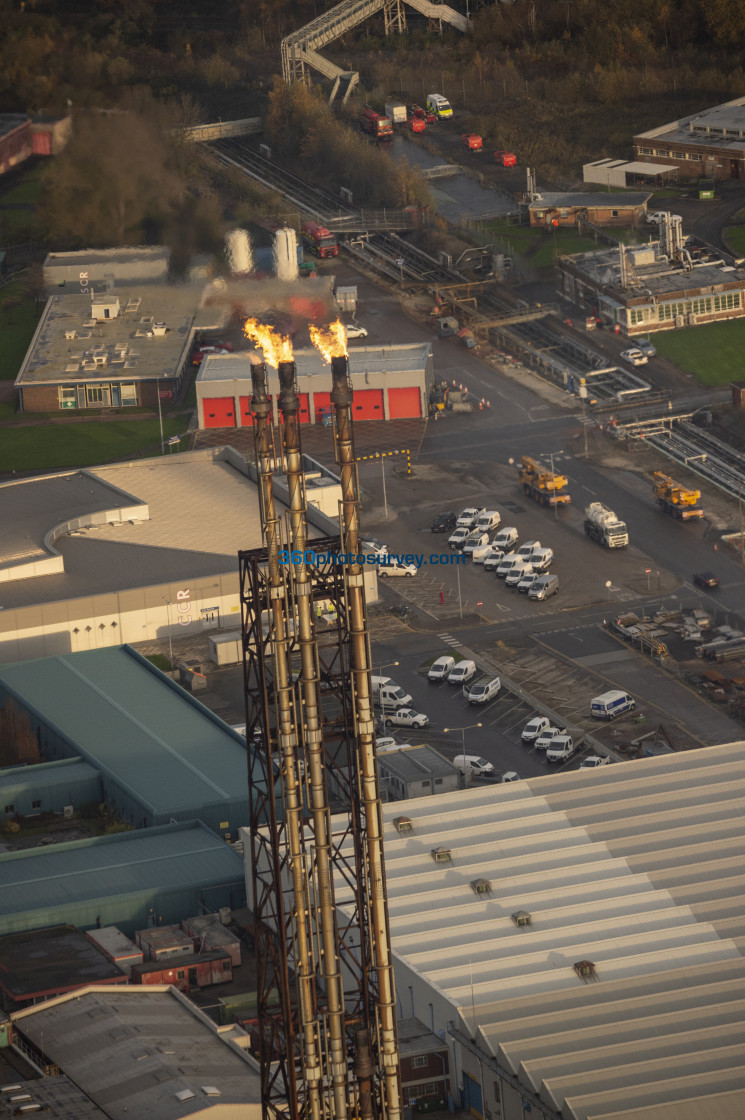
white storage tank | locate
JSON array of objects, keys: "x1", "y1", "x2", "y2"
[
  {"x1": 274, "y1": 227, "x2": 299, "y2": 282},
  {"x1": 225, "y1": 228, "x2": 253, "y2": 275}
]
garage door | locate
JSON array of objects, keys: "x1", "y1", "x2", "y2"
[
  {"x1": 203, "y1": 397, "x2": 236, "y2": 428},
  {"x1": 238, "y1": 395, "x2": 273, "y2": 427},
  {"x1": 462, "y1": 1073, "x2": 482, "y2": 1118},
  {"x1": 313, "y1": 392, "x2": 331, "y2": 424},
  {"x1": 387, "y1": 386, "x2": 421, "y2": 419},
  {"x1": 353, "y1": 389, "x2": 384, "y2": 420},
  {"x1": 298, "y1": 392, "x2": 310, "y2": 424}
]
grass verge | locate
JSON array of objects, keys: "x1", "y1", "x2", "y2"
[
  {"x1": 723, "y1": 226, "x2": 745, "y2": 257},
  {"x1": 0, "y1": 280, "x2": 44, "y2": 380},
  {"x1": 650, "y1": 319, "x2": 745, "y2": 385},
  {"x1": 0, "y1": 416, "x2": 187, "y2": 473}
]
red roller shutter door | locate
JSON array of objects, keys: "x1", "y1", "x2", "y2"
[
  {"x1": 314, "y1": 392, "x2": 331, "y2": 424},
  {"x1": 387, "y1": 386, "x2": 421, "y2": 419},
  {"x1": 298, "y1": 393, "x2": 310, "y2": 423},
  {"x1": 203, "y1": 397, "x2": 236, "y2": 428},
  {"x1": 353, "y1": 389, "x2": 384, "y2": 420},
  {"x1": 238, "y1": 396, "x2": 273, "y2": 426}
]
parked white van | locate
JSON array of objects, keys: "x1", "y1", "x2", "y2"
[
  {"x1": 493, "y1": 526, "x2": 518, "y2": 550},
  {"x1": 529, "y1": 547, "x2": 553, "y2": 572},
  {"x1": 371, "y1": 675, "x2": 413, "y2": 709},
  {"x1": 496, "y1": 553, "x2": 523, "y2": 578},
  {"x1": 475, "y1": 510, "x2": 501, "y2": 533},
  {"x1": 428, "y1": 655, "x2": 455, "y2": 681},
  {"x1": 453, "y1": 754, "x2": 494, "y2": 776},
  {"x1": 528, "y1": 573, "x2": 559, "y2": 600},
  {"x1": 546, "y1": 734, "x2": 575, "y2": 763},
  {"x1": 590, "y1": 690, "x2": 636, "y2": 720}
]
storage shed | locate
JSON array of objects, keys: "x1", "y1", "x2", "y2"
[
  {"x1": 0, "y1": 757, "x2": 102, "y2": 819},
  {"x1": 131, "y1": 950, "x2": 232, "y2": 992},
  {"x1": 0, "y1": 820, "x2": 246, "y2": 938},
  {"x1": 84, "y1": 925, "x2": 143, "y2": 975},
  {"x1": 136, "y1": 924, "x2": 195, "y2": 961}
]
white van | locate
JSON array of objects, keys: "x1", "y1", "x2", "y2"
[
  {"x1": 590, "y1": 690, "x2": 636, "y2": 720},
  {"x1": 371, "y1": 675, "x2": 413, "y2": 709},
  {"x1": 529, "y1": 547, "x2": 553, "y2": 572},
  {"x1": 528, "y1": 573, "x2": 559, "y2": 600},
  {"x1": 428, "y1": 655, "x2": 455, "y2": 681},
  {"x1": 496, "y1": 553, "x2": 523, "y2": 578},
  {"x1": 493, "y1": 526, "x2": 518, "y2": 550},
  {"x1": 518, "y1": 540, "x2": 542, "y2": 560},
  {"x1": 475, "y1": 510, "x2": 501, "y2": 533},
  {"x1": 426, "y1": 93, "x2": 453, "y2": 119},
  {"x1": 453, "y1": 754, "x2": 494, "y2": 776},
  {"x1": 546, "y1": 734, "x2": 575, "y2": 763}
]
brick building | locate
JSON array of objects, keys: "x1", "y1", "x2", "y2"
[
  {"x1": 528, "y1": 191, "x2": 651, "y2": 228},
  {"x1": 634, "y1": 95, "x2": 745, "y2": 180}
]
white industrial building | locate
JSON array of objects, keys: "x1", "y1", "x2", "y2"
[
  {"x1": 0, "y1": 446, "x2": 368, "y2": 665},
  {"x1": 328, "y1": 742, "x2": 745, "y2": 1120}
]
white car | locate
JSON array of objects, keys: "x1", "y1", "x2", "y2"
[
  {"x1": 456, "y1": 507, "x2": 483, "y2": 529},
  {"x1": 447, "y1": 660, "x2": 476, "y2": 685},
  {"x1": 522, "y1": 716, "x2": 550, "y2": 743},
  {"x1": 579, "y1": 754, "x2": 609, "y2": 769},
  {"x1": 360, "y1": 538, "x2": 388, "y2": 556},
  {"x1": 384, "y1": 708, "x2": 429, "y2": 729},
  {"x1": 345, "y1": 323, "x2": 368, "y2": 339},
  {"x1": 646, "y1": 210, "x2": 682, "y2": 225},
  {"x1": 482, "y1": 548, "x2": 505, "y2": 572},
  {"x1": 505, "y1": 563, "x2": 532, "y2": 587},
  {"x1": 378, "y1": 559, "x2": 416, "y2": 577},
  {"x1": 375, "y1": 736, "x2": 400, "y2": 751},
  {"x1": 620, "y1": 348, "x2": 648, "y2": 367},
  {"x1": 428, "y1": 655, "x2": 455, "y2": 681},
  {"x1": 448, "y1": 527, "x2": 470, "y2": 550},
  {"x1": 534, "y1": 726, "x2": 564, "y2": 751},
  {"x1": 463, "y1": 677, "x2": 501, "y2": 704}
]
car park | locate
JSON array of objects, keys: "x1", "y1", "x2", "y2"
[
  {"x1": 482, "y1": 548, "x2": 505, "y2": 572},
  {"x1": 528, "y1": 573, "x2": 559, "y2": 600},
  {"x1": 620, "y1": 348, "x2": 648, "y2": 366},
  {"x1": 428, "y1": 655, "x2": 455, "y2": 682},
  {"x1": 693, "y1": 571, "x2": 720, "y2": 589},
  {"x1": 463, "y1": 677, "x2": 501, "y2": 704},
  {"x1": 496, "y1": 553, "x2": 522, "y2": 578},
  {"x1": 448, "y1": 527, "x2": 470, "y2": 550},
  {"x1": 431, "y1": 511, "x2": 457, "y2": 533},
  {"x1": 385, "y1": 708, "x2": 429, "y2": 729},
  {"x1": 635, "y1": 338, "x2": 656, "y2": 357},
  {"x1": 456, "y1": 507, "x2": 483, "y2": 529},
  {"x1": 448, "y1": 660, "x2": 476, "y2": 685},
  {"x1": 463, "y1": 530, "x2": 490, "y2": 558},
  {"x1": 493, "y1": 527, "x2": 519, "y2": 550},
  {"x1": 378, "y1": 559, "x2": 417, "y2": 577},
  {"x1": 344, "y1": 323, "x2": 368, "y2": 339},
  {"x1": 534, "y1": 726, "x2": 563, "y2": 751},
  {"x1": 517, "y1": 572, "x2": 541, "y2": 594},
  {"x1": 505, "y1": 563, "x2": 533, "y2": 587},
  {"x1": 579, "y1": 754, "x2": 609, "y2": 769},
  {"x1": 522, "y1": 716, "x2": 550, "y2": 742}
]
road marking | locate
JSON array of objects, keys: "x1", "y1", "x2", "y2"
[{"x1": 437, "y1": 633, "x2": 463, "y2": 647}]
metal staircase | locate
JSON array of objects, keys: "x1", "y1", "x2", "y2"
[{"x1": 281, "y1": 0, "x2": 471, "y2": 102}]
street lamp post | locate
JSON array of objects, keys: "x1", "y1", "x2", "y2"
[
  {"x1": 376, "y1": 659, "x2": 399, "y2": 732},
  {"x1": 162, "y1": 597, "x2": 174, "y2": 669},
  {"x1": 443, "y1": 722, "x2": 483, "y2": 767}
]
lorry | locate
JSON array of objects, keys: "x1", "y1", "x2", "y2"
[
  {"x1": 462, "y1": 133, "x2": 483, "y2": 151},
  {"x1": 519, "y1": 456, "x2": 571, "y2": 507},
  {"x1": 301, "y1": 221, "x2": 338, "y2": 259},
  {"x1": 652, "y1": 472, "x2": 704, "y2": 521},
  {"x1": 360, "y1": 105, "x2": 393, "y2": 139},
  {"x1": 583, "y1": 502, "x2": 629, "y2": 548},
  {"x1": 384, "y1": 102, "x2": 407, "y2": 124}
]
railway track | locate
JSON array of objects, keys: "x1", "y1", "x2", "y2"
[{"x1": 645, "y1": 421, "x2": 745, "y2": 501}]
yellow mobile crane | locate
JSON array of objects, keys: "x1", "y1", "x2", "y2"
[
  {"x1": 519, "y1": 456, "x2": 572, "y2": 507},
  {"x1": 652, "y1": 471, "x2": 704, "y2": 521}
]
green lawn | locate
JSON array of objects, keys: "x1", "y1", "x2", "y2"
[
  {"x1": 482, "y1": 220, "x2": 643, "y2": 271},
  {"x1": 723, "y1": 226, "x2": 745, "y2": 257},
  {"x1": 650, "y1": 319, "x2": 745, "y2": 385},
  {"x1": 0, "y1": 163, "x2": 43, "y2": 206},
  {"x1": 0, "y1": 280, "x2": 44, "y2": 380},
  {"x1": 0, "y1": 416, "x2": 187, "y2": 473}
]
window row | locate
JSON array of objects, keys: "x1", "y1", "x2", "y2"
[
  {"x1": 629, "y1": 291, "x2": 741, "y2": 325},
  {"x1": 59, "y1": 382, "x2": 139, "y2": 408}
]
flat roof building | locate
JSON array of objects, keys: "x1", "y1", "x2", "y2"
[
  {"x1": 634, "y1": 95, "x2": 745, "y2": 180},
  {"x1": 329, "y1": 742, "x2": 745, "y2": 1120},
  {"x1": 0, "y1": 820, "x2": 246, "y2": 938},
  {"x1": 377, "y1": 743, "x2": 460, "y2": 800},
  {"x1": 9, "y1": 985, "x2": 262, "y2": 1119},
  {"x1": 0, "y1": 924, "x2": 127, "y2": 1010},
  {"x1": 527, "y1": 191, "x2": 651, "y2": 228}
]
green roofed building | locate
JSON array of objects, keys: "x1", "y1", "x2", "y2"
[
  {"x1": 0, "y1": 644, "x2": 255, "y2": 836},
  {"x1": 0, "y1": 820, "x2": 246, "y2": 938}
]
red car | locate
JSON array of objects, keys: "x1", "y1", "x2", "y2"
[
  {"x1": 494, "y1": 150, "x2": 517, "y2": 167},
  {"x1": 411, "y1": 104, "x2": 436, "y2": 123},
  {"x1": 191, "y1": 341, "x2": 234, "y2": 366}
]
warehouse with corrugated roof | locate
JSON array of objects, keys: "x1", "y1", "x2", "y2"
[
  {"x1": 0, "y1": 819, "x2": 245, "y2": 938},
  {"x1": 328, "y1": 742, "x2": 745, "y2": 1120},
  {"x1": 0, "y1": 645, "x2": 254, "y2": 834},
  {"x1": 0, "y1": 757, "x2": 102, "y2": 818}
]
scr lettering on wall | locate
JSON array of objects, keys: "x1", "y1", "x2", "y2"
[
  {"x1": 176, "y1": 588, "x2": 192, "y2": 626},
  {"x1": 79, "y1": 270, "x2": 90, "y2": 294}
]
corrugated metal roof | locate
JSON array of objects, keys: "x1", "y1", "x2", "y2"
[
  {"x1": 0, "y1": 820, "x2": 243, "y2": 917},
  {"x1": 0, "y1": 757, "x2": 100, "y2": 793},
  {"x1": 0, "y1": 647, "x2": 250, "y2": 816},
  {"x1": 333, "y1": 743, "x2": 745, "y2": 1120},
  {"x1": 199, "y1": 342, "x2": 431, "y2": 383}
]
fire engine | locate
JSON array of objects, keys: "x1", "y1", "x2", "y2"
[
  {"x1": 301, "y1": 221, "x2": 338, "y2": 259},
  {"x1": 359, "y1": 105, "x2": 393, "y2": 139}
]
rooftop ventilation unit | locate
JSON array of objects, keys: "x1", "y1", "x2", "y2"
[
  {"x1": 393, "y1": 816, "x2": 413, "y2": 834},
  {"x1": 175, "y1": 1089, "x2": 196, "y2": 1102},
  {"x1": 471, "y1": 878, "x2": 491, "y2": 896},
  {"x1": 511, "y1": 910, "x2": 532, "y2": 927},
  {"x1": 573, "y1": 959, "x2": 597, "y2": 982},
  {"x1": 430, "y1": 847, "x2": 452, "y2": 864}
]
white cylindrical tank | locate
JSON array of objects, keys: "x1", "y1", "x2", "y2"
[
  {"x1": 225, "y1": 228, "x2": 253, "y2": 275},
  {"x1": 274, "y1": 227, "x2": 298, "y2": 282}
]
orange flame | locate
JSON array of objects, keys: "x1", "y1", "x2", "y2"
[
  {"x1": 243, "y1": 319, "x2": 293, "y2": 367},
  {"x1": 309, "y1": 320, "x2": 348, "y2": 364}
]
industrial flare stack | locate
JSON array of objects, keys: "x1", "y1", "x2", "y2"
[{"x1": 240, "y1": 323, "x2": 402, "y2": 1120}]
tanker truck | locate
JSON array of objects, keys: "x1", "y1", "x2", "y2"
[{"x1": 583, "y1": 502, "x2": 629, "y2": 548}]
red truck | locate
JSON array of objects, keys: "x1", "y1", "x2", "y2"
[
  {"x1": 301, "y1": 221, "x2": 338, "y2": 259},
  {"x1": 462, "y1": 133, "x2": 483, "y2": 151},
  {"x1": 360, "y1": 105, "x2": 393, "y2": 139}
]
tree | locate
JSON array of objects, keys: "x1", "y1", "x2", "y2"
[{"x1": 0, "y1": 698, "x2": 41, "y2": 767}]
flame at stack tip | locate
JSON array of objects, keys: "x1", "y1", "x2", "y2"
[
  {"x1": 243, "y1": 318, "x2": 294, "y2": 368},
  {"x1": 309, "y1": 320, "x2": 348, "y2": 364}
]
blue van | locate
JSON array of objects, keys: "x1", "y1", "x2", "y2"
[{"x1": 590, "y1": 690, "x2": 636, "y2": 720}]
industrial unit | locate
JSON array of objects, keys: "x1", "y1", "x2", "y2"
[
  {"x1": 0, "y1": 645, "x2": 254, "y2": 834},
  {"x1": 377, "y1": 743, "x2": 461, "y2": 800},
  {"x1": 559, "y1": 230, "x2": 745, "y2": 336},
  {"x1": 0, "y1": 925, "x2": 127, "y2": 1010},
  {"x1": 7, "y1": 985, "x2": 262, "y2": 1119},
  {"x1": 325, "y1": 742, "x2": 745, "y2": 1120},
  {"x1": 527, "y1": 191, "x2": 651, "y2": 228},
  {"x1": 0, "y1": 447, "x2": 363, "y2": 664},
  {"x1": 0, "y1": 820, "x2": 246, "y2": 938},
  {"x1": 0, "y1": 757, "x2": 102, "y2": 818},
  {"x1": 196, "y1": 343, "x2": 434, "y2": 428},
  {"x1": 633, "y1": 94, "x2": 745, "y2": 179}
]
